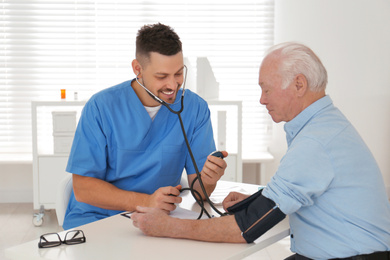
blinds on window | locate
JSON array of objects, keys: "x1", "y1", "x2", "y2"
[{"x1": 0, "y1": 0, "x2": 274, "y2": 161}]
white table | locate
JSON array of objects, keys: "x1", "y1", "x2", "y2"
[{"x1": 5, "y1": 181, "x2": 290, "y2": 260}]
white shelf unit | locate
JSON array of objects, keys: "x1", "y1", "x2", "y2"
[
  {"x1": 31, "y1": 100, "x2": 86, "y2": 226},
  {"x1": 207, "y1": 100, "x2": 242, "y2": 182}
]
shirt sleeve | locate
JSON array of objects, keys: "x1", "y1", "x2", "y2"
[
  {"x1": 262, "y1": 137, "x2": 335, "y2": 215},
  {"x1": 66, "y1": 98, "x2": 108, "y2": 179}
]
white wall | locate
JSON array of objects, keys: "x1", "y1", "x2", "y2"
[
  {"x1": 0, "y1": 163, "x2": 33, "y2": 203},
  {"x1": 266, "y1": 0, "x2": 390, "y2": 197},
  {"x1": 2, "y1": 0, "x2": 390, "y2": 202}
]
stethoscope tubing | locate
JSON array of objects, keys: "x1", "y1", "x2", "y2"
[{"x1": 135, "y1": 67, "x2": 226, "y2": 218}]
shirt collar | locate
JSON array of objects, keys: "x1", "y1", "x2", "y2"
[{"x1": 284, "y1": 95, "x2": 333, "y2": 146}]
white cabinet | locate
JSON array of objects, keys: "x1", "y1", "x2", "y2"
[
  {"x1": 37, "y1": 156, "x2": 69, "y2": 204},
  {"x1": 207, "y1": 100, "x2": 242, "y2": 182},
  {"x1": 31, "y1": 101, "x2": 85, "y2": 226}
]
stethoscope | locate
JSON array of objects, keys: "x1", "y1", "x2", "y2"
[
  {"x1": 135, "y1": 66, "x2": 186, "y2": 114},
  {"x1": 135, "y1": 65, "x2": 227, "y2": 219}
]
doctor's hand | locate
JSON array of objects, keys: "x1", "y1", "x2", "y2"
[
  {"x1": 147, "y1": 185, "x2": 182, "y2": 213},
  {"x1": 200, "y1": 151, "x2": 228, "y2": 186},
  {"x1": 132, "y1": 206, "x2": 172, "y2": 237},
  {"x1": 222, "y1": 192, "x2": 250, "y2": 211}
]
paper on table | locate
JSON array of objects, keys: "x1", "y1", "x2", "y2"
[
  {"x1": 121, "y1": 185, "x2": 257, "y2": 220},
  {"x1": 169, "y1": 207, "x2": 208, "y2": 219},
  {"x1": 121, "y1": 207, "x2": 206, "y2": 220},
  {"x1": 209, "y1": 186, "x2": 251, "y2": 206}
]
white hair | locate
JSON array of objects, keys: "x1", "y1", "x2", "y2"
[{"x1": 265, "y1": 42, "x2": 328, "y2": 92}]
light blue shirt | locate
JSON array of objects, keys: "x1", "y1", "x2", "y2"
[
  {"x1": 263, "y1": 95, "x2": 390, "y2": 259},
  {"x1": 63, "y1": 79, "x2": 216, "y2": 229}
]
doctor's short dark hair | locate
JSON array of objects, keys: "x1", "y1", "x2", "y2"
[{"x1": 136, "y1": 23, "x2": 182, "y2": 65}]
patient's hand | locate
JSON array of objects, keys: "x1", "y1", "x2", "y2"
[
  {"x1": 132, "y1": 206, "x2": 172, "y2": 237},
  {"x1": 222, "y1": 192, "x2": 250, "y2": 211}
]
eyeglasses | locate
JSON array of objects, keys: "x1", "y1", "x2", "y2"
[{"x1": 38, "y1": 230, "x2": 86, "y2": 248}]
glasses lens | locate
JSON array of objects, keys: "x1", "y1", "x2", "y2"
[
  {"x1": 38, "y1": 233, "x2": 61, "y2": 248},
  {"x1": 64, "y1": 230, "x2": 86, "y2": 245}
]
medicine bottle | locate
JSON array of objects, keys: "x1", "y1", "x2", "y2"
[{"x1": 61, "y1": 89, "x2": 66, "y2": 99}]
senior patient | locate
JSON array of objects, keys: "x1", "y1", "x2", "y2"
[{"x1": 132, "y1": 42, "x2": 390, "y2": 260}]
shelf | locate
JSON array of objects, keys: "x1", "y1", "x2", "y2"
[
  {"x1": 242, "y1": 151, "x2": 274, "y2": 164},
  {"x1": 31, "y1": 100, "x2": 85, "y2": 211},
  {"x1": 32, "y1": 100, "x2": 87, "y2": 106}
]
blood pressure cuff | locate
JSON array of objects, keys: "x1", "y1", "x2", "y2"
[{"x1": 227, "y1": 189, "x2": 286, "y2": 243}]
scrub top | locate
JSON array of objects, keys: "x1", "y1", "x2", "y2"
[{"x1": 63, "y1": 79, "x2": 216, "y2": 229}]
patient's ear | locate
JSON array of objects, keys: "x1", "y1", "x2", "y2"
[{"x1": 294, "y1": 74, "x2": 308, "y2": 97}]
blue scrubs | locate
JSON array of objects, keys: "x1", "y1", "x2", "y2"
[{"x1": 63, "y1": 79, "x2": 216, "y2": 229}]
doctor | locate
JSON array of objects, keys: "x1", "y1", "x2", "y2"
[{"x1": 63, "y1": 23, "x2": 227, "y2": 230}]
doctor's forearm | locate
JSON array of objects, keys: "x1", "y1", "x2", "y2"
[
  {"x1": 187, "y1": 173, "x2": 216, "y2": 200},
  {"x1": 72, "y1": 174, "x2": 148, "y2": 211},
  {"x1": 192, "y1": 179, "x2": 216, "y2": 200}
]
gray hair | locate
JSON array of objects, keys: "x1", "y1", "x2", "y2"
[{"x1": 265, "y1": 42, "x2": 328, "y2": 92}]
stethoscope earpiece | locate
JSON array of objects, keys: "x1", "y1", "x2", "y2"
[{"x1": 135, "y1": 65, "x2": 187, "y2": 114}]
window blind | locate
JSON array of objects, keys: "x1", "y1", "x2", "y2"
[{"x1": 0, "y1": 0, "x2": 274, "y2": 161}]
